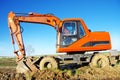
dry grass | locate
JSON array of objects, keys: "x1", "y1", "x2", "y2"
[{"x1": 0, "y1": 57, "x2": 17, "y2": 67}]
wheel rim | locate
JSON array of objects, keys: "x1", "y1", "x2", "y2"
[
  {"x1": 97, "y1": 59, "x2": 103, "y2": 68},
  {"x1": 44, "y1": 62, "x2": 52, "y2": 69}
]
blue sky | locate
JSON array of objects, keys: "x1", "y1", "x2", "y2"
[{"x1": 0, "y1": 0, "x2": 120, "y2": 56}]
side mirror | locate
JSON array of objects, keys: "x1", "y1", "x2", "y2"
[{"x1": 89, "y1": 29, "x2": 91, "y2": 32}]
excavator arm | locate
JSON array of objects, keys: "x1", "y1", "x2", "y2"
[{"x1": 8, "y1": 11, "x2": 61, "y2": 62}]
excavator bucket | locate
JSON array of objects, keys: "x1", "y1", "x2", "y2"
[
  {"x1": 16, "y1": 58, "x2": 38, "y2": 73},
  {"x1": 16, "y1": 59, "x2": 30, "y2": 73}
]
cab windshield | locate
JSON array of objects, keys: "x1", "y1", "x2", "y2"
[
  {"x1": 61, "y1": 21, "x2": 77, "y2": 46},
  {"x1": 62, "y1": 22, "x2": 76, "y2": 36},
  {"x1": 60, "y1": 21, "x2": 86, "y2": 47}
]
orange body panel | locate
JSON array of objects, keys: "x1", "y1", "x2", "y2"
[{"x1": 57, "y1": 31, "x2": 111, "y2": 52}]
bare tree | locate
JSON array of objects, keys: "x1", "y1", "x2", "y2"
[{"x1": 26, "y1": 45, "x2": 35, "y2": 56}]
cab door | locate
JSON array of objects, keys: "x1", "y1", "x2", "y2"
[
  {"x1": 60, "y1": 21, "x2": 86, "y2": 47},
  {"x1": 60, "y1": 21, "x2": 78, "y2": 47}
]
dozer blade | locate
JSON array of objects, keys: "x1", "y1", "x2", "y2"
[{"x1": 16, "y1": 58, "x2": 38, "y2": 73}]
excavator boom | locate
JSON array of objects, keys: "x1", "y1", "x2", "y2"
[{"x1": 8, "y1": 11, "x2": 61, "y2": 61}]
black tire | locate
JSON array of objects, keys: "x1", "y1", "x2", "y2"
[
  {"x1": 39, "y1": 56, "x2": 58, "y2": 70},
  {"x1": 90, "y1": 53, "x2": 110, "y2": 68}
]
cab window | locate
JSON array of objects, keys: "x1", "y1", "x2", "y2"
[
  {"x1": 78, "y1": 22, "x2": 85, "y2": 38},
  {"x1": 62, "y1": 22, "x2": 76, "y2": 35},
  {"x1": 61, "y1": 21, "x2": 77, "y2": 46}
]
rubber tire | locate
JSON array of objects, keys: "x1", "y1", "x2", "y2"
[
  {"x1": 39, "y1": 56, "x2": 58, "y2": 70},
  {"x1": 90, "y1": 53, "x2": 110, "y2": 68}
]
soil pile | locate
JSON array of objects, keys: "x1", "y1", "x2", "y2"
[{"x1": 0, "y1": 65, "x2": 120, "y2": 80}]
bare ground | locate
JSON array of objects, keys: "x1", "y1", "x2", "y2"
[{"x1": 0, "y1": 65, "x2": 120, "y2": 80}]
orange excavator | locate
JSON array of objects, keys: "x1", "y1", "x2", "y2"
[{"x1": 8, "y1": 11, "x2": 118, "y2": 73}]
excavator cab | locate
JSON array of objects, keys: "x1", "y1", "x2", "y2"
[{"x1": 57, "y1": 19, "x2": 111, "y2": 53}]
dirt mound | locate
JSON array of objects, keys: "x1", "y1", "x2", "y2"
[
  {"x1": 0, "y1": 68, "x2": 70, "y2": 80},
  {"x1": 32, "y1": 70, "x2": 70, "y2": 80},
  {"x1": 0, "y1": 67, "x2": 25, "y2": 80},
  {"x1": 1, "y1": 65, "x2": 120, "y2": 80},
  {"x1": 76, "y1": 66, "x2": 120, "y2": 80}
]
